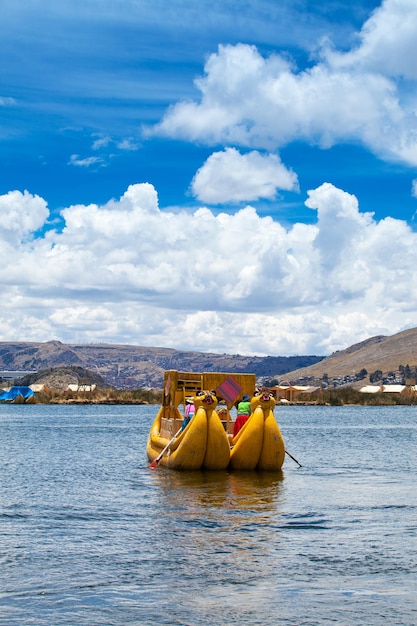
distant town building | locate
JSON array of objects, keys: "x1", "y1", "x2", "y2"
[
  {"x1": 0, "y1": 370, "x2": 36, "y2": 380},
  {"x1": 270, "y1": 384, "x2": 320, "y2": 403},
  {"x1": 360, "y1": 384, "x2": 407, "y2": 394},
  {"x1": 67, "y1": 384, "x2": 97, "y2": 392}
]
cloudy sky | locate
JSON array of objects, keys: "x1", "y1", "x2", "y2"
[{"x1": 1, "y1": 0, "x2": 417, "y2": 357}]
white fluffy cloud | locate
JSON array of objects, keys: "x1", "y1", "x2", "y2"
[
  {"x1": 151, "y1": 0, "x2": 417, "y2": 171},
  {"x1": 325, "y1": 0, "x2": 417, "y2": 80},
  {"x1": 191, "y1": 148, "x2": 299, "y2": 203},
  {"x1": 0, "y1": 190, "x2": 49, "y2": 245},
  {"x1": 1, "y1": 182, "x2": 416, "y2": 356}
]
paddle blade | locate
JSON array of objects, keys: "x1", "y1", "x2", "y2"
[{"x1": 148, "y1": 458, "x2": 159, "y2": 469}]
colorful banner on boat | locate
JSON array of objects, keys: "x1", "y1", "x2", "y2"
[{"x1": 216, "y1": 376, "x2": 242, "y2": 404}]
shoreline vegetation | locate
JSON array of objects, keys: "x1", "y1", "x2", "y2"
[
  {"x1": 30, "y1": 387, "x2": 162, "y2": 405},
  {"x1": 295, "y1": 386, "x2": 417, "y2": 406},
  {"x1": 10, "y1": 385, "x2": 417, "y2": 406}
]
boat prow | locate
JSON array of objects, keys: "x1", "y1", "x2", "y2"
[
  {"x1": 255, "y1": 392, "x2": 285, "y2": 471},
  {"x1": 200, "y1": 393, "x2": 230, "y2": 470},
  {"x1": 229, "y1": 407, "x2": 264, "y2": 470},
  {"x1": 146, "y1": 405, "x2": 207, "y2": 470}
]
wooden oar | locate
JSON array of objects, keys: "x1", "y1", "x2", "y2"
[
  {"x1": 285, "y1": 450, "x2": 302, "y2": 467},
  {"x1": 148, "y1": 428, "x2": 183, "y2": 469}
]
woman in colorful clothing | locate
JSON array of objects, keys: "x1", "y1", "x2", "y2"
[
  {"x1": 233, "y1": 394, "x2": 252, "y2": 436},
  {"x1": 182, "y1": 398, "x2": 195, "y2": 430}
]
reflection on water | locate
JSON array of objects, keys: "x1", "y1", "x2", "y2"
[
  {"x1": 147, "y1": 470, "x2": 286, "y2": 588},
  {"x1": 152, "y1": 469, "x2": 285, "y2": 515}
]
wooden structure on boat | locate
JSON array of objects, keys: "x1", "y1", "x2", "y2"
[{"x1": 146, "y1": 370, "x2": 285, "y2": 471}]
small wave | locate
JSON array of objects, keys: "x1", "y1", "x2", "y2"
[
  {"x1": 0, "y1": 512, "x2": 29, "y2": 520},
  {"x1": 280, "y1": 513, "x2": 330, "y2": 530}
]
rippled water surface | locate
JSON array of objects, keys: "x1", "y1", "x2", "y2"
[{"x1": 1, "y1": 404, "x2": 416, "y2": 625}]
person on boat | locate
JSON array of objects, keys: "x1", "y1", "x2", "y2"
[
  {"x1": 217, "y1": 407, "x2": 228, "y2": 420},
  {"x1": 182, "y1": 398, "x2": 195, "y2": 430},
  {"x1": 217, "y1": 407, "x2": 229, "y2": 430},
  {"x1": 233, "y1": 394, "x2": 252, "y2": 436}
]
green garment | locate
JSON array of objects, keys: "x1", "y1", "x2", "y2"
[{"x1": 237, "y1": 400, "x2": 251, "y2": 416}]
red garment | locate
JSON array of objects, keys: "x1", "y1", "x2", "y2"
[{"x1": 233, "y1": 413, "x2": 250, "y2": 437}]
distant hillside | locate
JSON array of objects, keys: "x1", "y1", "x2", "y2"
[
  {"x1": 18, "y1": 366, "x2": 111, "y2": 391},
  {"x1": 282, "y1": 327, "x2": 417, "y2": 386},
  {"x1": 0, "y1": 340, "x2": 324, "y2": 389},
  {"x1": 2, "y1": 328, "x2": 416, "y2": 390}
]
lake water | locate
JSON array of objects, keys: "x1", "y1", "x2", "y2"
[{"x1": 0, "y1": 404, "x2": 416, "y2": 625}]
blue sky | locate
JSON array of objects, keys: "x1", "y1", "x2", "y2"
[{"x1": 1, "y1": 0, "x2": 417, "y2": 358}]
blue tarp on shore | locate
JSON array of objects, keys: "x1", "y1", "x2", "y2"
[{"x1": 0, "y1": 386, "x2": 35, "y2": 402}]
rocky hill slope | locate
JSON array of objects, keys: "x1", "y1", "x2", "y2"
[
  {"x1": 18, "y1": 366, "x2": 111, "y2": 391},
  {"x1": 1, "y1": 327, "x2": 416, "y2": 390},
  {"x1": 0, "y1": 340, "x2": 323, "y2": 389},
  {"x1": 282, "y1": 327, "x2": 417, "y2": 385}
]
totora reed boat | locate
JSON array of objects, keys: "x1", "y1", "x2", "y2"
[{"x1": 146, "y1": 370, "x2": 285, "y2": 471}]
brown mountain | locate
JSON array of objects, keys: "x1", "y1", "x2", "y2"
[
  {"x1": 281, "y1": 327, "x2": 417, "y2": 386},
  {"x1": 1, "y1": 327, "x2": 416, "y2": 390},
  {"x1": 0, "y1": 340, "x2": 323, "y2": 389},
  {"x1": 18, "y1": 366, "x2": 111, "y2": 391}
]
